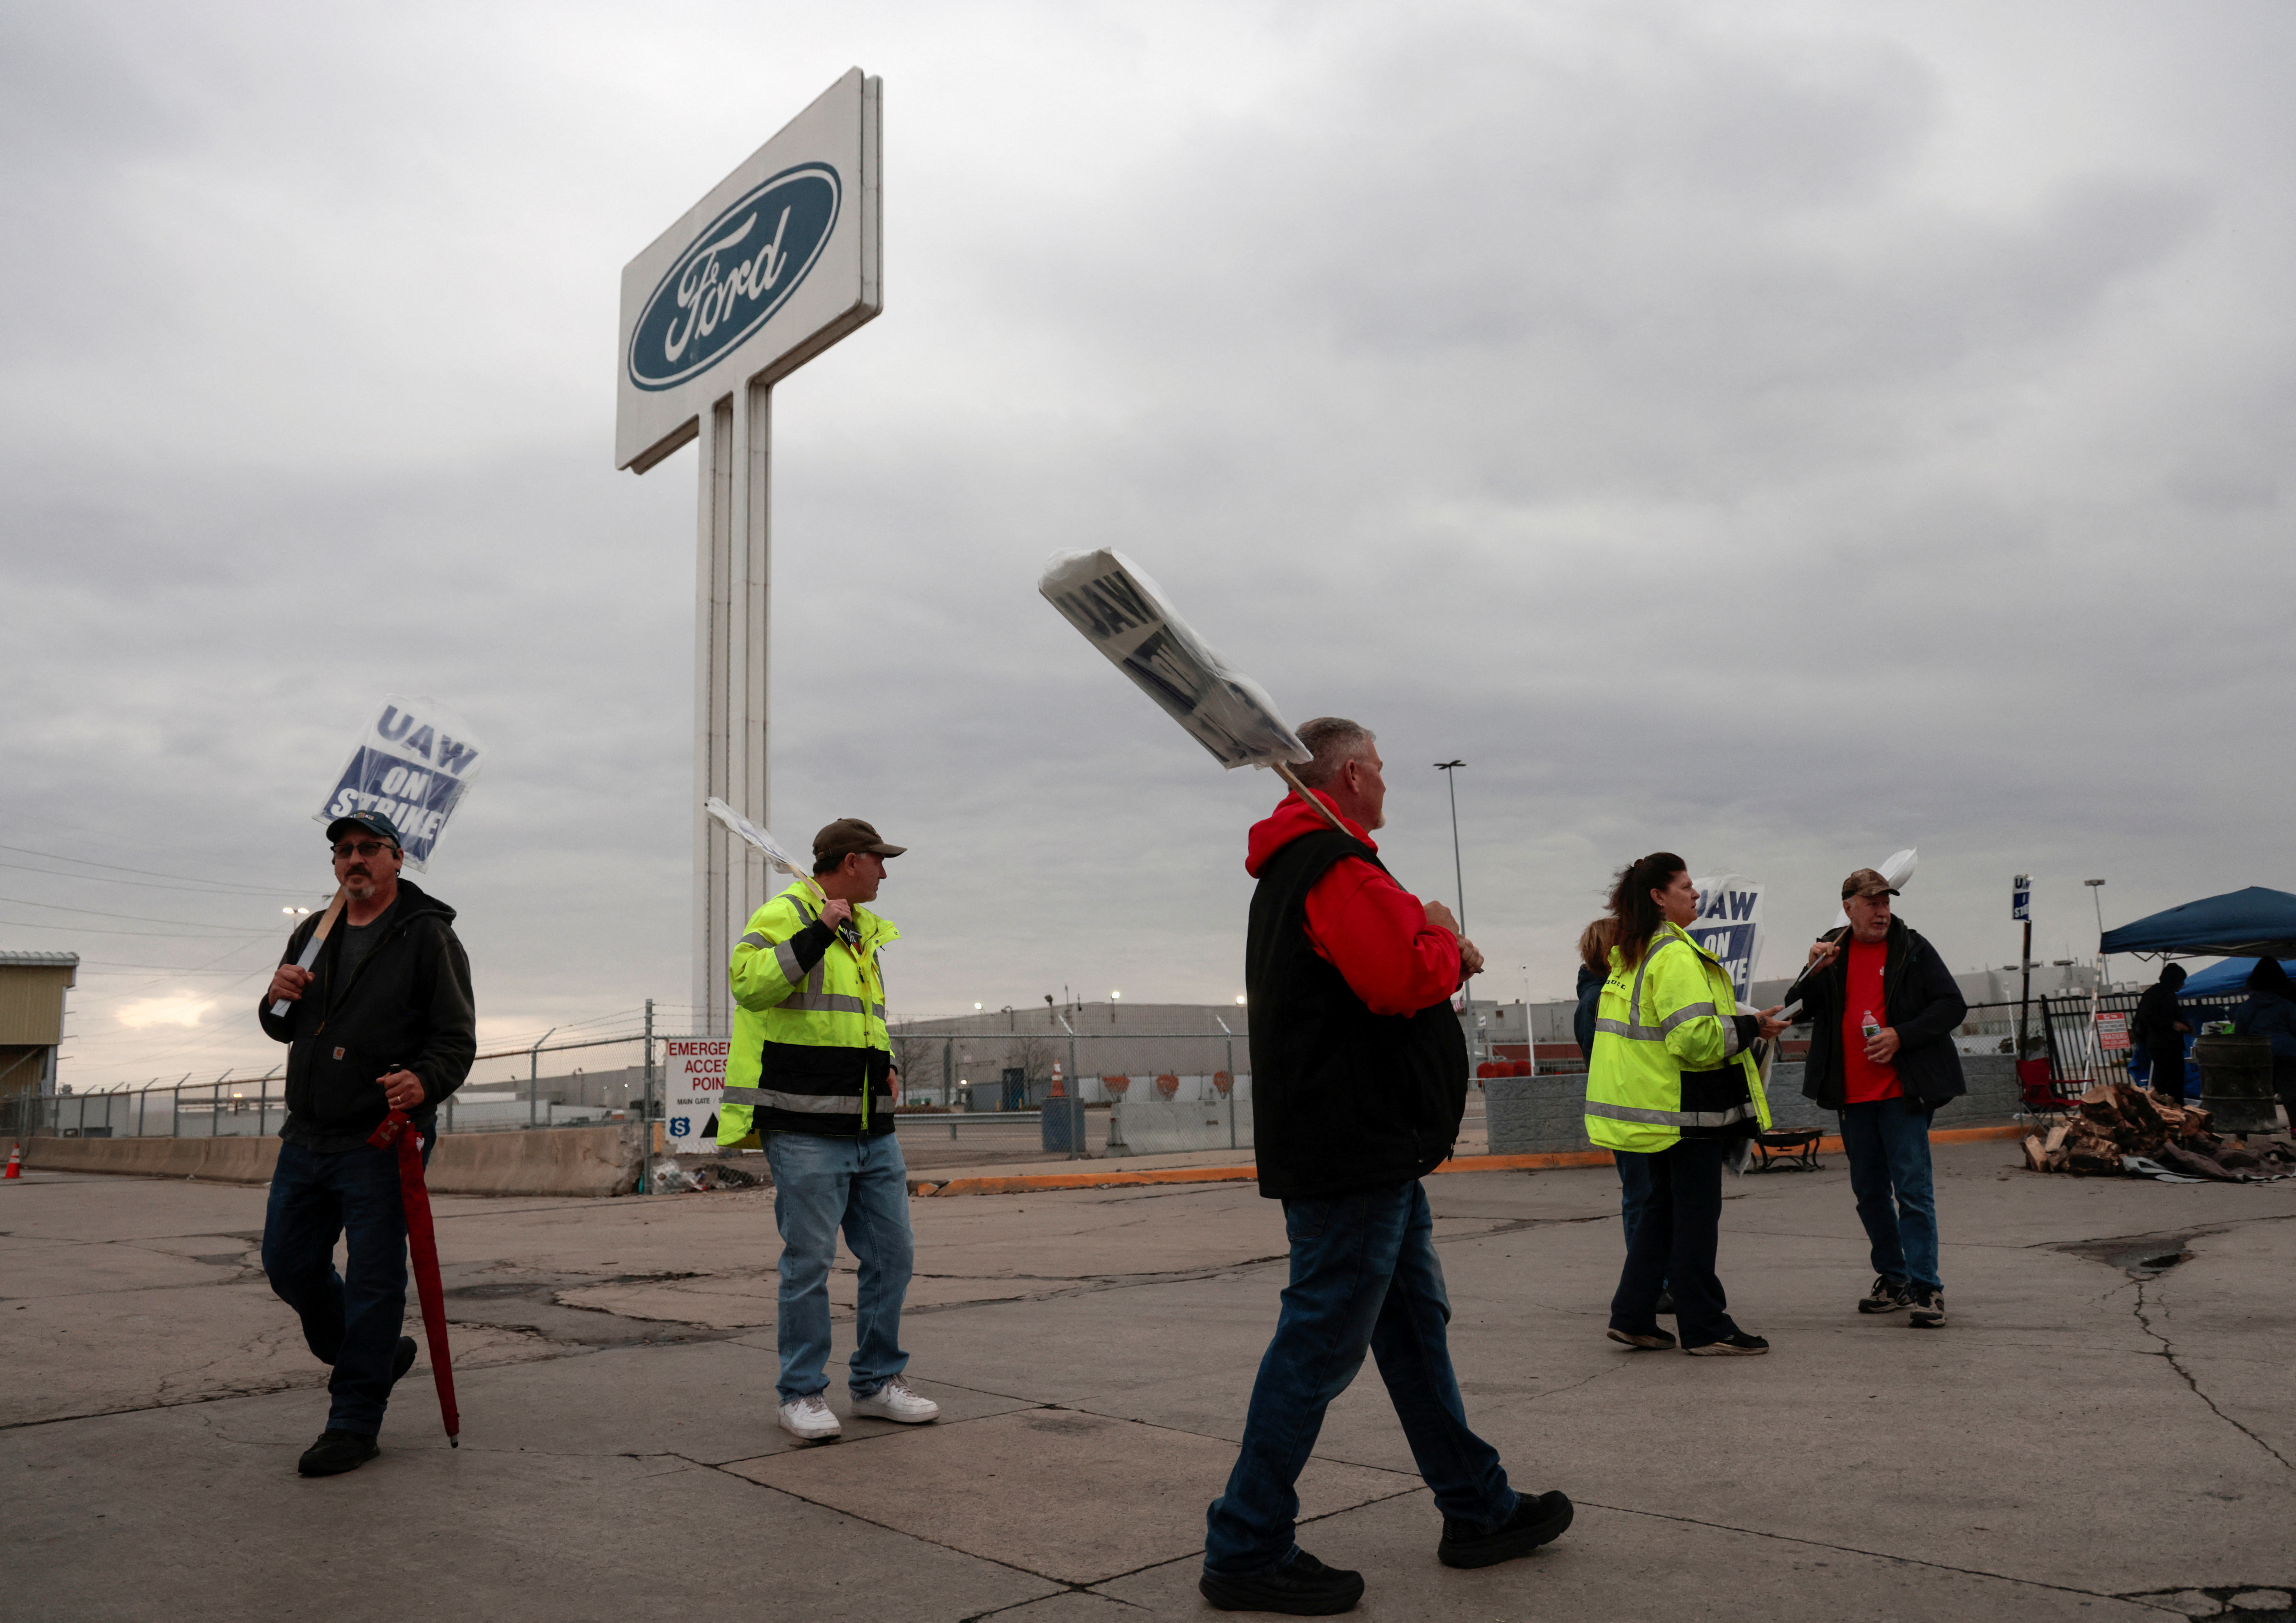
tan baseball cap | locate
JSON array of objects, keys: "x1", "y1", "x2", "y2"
[
  {"x1": 1841, "y1": 868, "x2": 1900, "y2": 900},
  {"x1": 813, "y1": 818, "x2": 906, "y2": 867}
]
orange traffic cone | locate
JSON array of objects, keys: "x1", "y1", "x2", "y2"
[{"x1": 3, "y1": 1144, "x2": 21, "y2": 1179}]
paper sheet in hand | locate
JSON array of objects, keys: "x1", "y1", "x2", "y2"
[
  {"x1": 704, "y1": 798, "x2": 808, "y2": 876},
  {"x1": 1038, "y1": 549, "x2": 1310, "y2": 770}
]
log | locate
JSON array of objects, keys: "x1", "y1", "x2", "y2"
[
  {"x1": 2023, "y1": 1135, "x2": 2049, "y2": 1174},
  {"x1": 2042, "y1": 1123, "x2": 2070, "y2": 1155}
]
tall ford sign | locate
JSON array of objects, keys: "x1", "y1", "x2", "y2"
[
  {"x1": 616, "y1": 68, "x2": 884, "y2": 1041},
  {"x1": 615, "y1": 71, "x2": 880, "y2": 472}
]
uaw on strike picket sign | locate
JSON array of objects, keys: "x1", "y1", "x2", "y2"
[
  {"x1": 1038, "y1": 549, "x2": 1309, "y2": 770},
  {"x1": 314, "y1": 697, "x2": 487, "y2": 870},
  {"x1": 661, "y1": 1039, "x2": 729, "y2": 1148},
  {"x1": 1688, "y1": 874, "x2": 1765, "y2": 1005}
]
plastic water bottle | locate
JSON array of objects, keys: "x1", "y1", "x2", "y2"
[{"x1": 1861, "y1": 1010, "x2": 1881, "y2": 1043}]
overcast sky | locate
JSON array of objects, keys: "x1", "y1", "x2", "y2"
[{"x1": 5, "y1": 1, "x2": 2291, "y2": 1090}]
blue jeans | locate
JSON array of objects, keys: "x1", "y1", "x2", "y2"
[
  {"x1": 1838, "y1": 1101, "x2": 1940, "y2": 1291},
  {"x1": 765, "y1": 1130, "x2": 914, "y2": 1404},
  {"x1": 263, "y1": 1135, "x2": 429, "y2": 1436},
  {"x1": 1610, "y1": 1139, "x2": 1735, "y2": 1347},
  {"x1": 1204, "y1": 1180, "x2": 1515, "y2": 1576}
]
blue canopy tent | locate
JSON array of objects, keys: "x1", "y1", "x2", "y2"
[
  {"x1": 2174, "y1": 957, "x2": 2296, "y2": 1000},
  {"x1": 2100, "y1": 887, "x2": 2296, "y2": 961}
]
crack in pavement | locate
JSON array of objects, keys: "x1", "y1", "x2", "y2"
[
  {"x1": 2132, "y1": 1277, "x2": 2293, "y2": 1472},
  {"x1": 1575, "y1": 1497, "x2": 2168, "y2": 1607}
]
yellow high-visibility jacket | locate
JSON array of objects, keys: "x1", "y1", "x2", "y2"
[
  {"x1": 716, "y1": 881, "x2": 898, "y2": 1143},
  {"x1": 1584, "y1": 921, "x2": 1770, "y2": 1154}
]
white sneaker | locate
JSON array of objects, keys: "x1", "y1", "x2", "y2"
[
  {"x1": 777, "y1": 1393, "x2": 842, "y2": 1443},
  {"x1": 850, "y1": 1378, "x2": 939, "y2": 1424}
]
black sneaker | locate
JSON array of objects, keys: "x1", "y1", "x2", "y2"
[
  {"x1": 1908, "y1": 1287, "x2": 1947, "y2": 1328},
  {"x1": 1654, "y1": 1290, "x2": 1676, "y2": 1315},
  {"x1": 1200, "y1": 1549, "x2": 1365, "y2": 1615},
  {"x1": 1683, "y1": 1331, "x2": 1770, "y2": 1356},
  {"x1": 297, "y1": 1429, "x2": 379, "y2": 1477},
  {"x1": 1605, "y1": 1327, "x2": 1677, "y2": 1350},
  {"x1": 392, "y1": 1336, "x2": 418, "y2": 1383},
  {"x1": 1438, "y1": 1489, "x2": 1575, "y2": 1569},
  {"x1": 1857, "y1": 1276, "x2": 1911, "y2": 1315}
]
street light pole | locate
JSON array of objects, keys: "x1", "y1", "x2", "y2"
[
  {"x1": 2084, "y1": 879, "x2": 2108, "y2": 988},
  {"x1": 1434, "y1": 760, "x2": 1477, "y2": 1068}
]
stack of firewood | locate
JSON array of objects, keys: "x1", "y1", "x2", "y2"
[{"x1": 2022, "y1": 1082, "x2": 2296, "y2": 1180}]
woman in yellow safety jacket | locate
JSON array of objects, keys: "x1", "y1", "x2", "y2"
[{"x1": 1585, "y1": 852, "x2": 1787, "y2": 1356}]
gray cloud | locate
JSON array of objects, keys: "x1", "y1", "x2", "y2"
[{"x1": 4, "y1": 0, "x2": 2291, "y2": 1087}]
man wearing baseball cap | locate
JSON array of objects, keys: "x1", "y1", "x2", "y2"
[
  {"x1": 717, "y1": 817, "x2": 939, "y2": 1442},
  {"x1": 1786, "y1": 869, "x2": 1967, "y2": 1329},
  {"x1": 258, "y1": 810, "x2": 476, "y2": 1474}
]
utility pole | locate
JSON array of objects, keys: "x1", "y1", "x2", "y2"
[{"x1": 1434, "y1": 760, "x2": 1477, "y2": 1068}]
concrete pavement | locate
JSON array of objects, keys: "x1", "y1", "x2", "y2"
[{"x1": 4, "y1": 1142, "x2": 2293, "y2": 1620}]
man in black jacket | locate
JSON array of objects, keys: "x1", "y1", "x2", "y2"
[
  {"x1": 258, "y1": 810, "x2": 475, "y2": 1476},
  {"x1": 1790, "y1": 869, "x2": 1965, "y2": 1330},
  {"x1": 1201, "y1": 718, "x2": 1571, "y2": 1617},
  {"x1": 2131, "y1": 963, "x2": 2191, "y2": 1100}
]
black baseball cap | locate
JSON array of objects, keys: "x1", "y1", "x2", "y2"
[{"x1": 326, "y1": 810, "x2": 406, "y2": 848}]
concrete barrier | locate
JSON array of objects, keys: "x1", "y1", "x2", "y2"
[
  {"x1": 21, "y1": 1123, "x2": 642, "y2": 1198},
  {"x1": 22, "y1": 1135, "x2": 281, "y2": 1184},
  {"x1": 1486, "y1": 1055, "x2": 2022, "y2": 1156}
]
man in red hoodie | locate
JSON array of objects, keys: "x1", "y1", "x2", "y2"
[{"x1": 1201, "y1": 718, "x2": 1573, "y2": 1616}]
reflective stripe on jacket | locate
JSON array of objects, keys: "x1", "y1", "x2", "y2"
[
  {"x1": 717, "y1": 882, "x2": 899, "y2": 1143},
  {"x1": 1584, "y1": 921, "x2": 1770, "y2": 1154}
]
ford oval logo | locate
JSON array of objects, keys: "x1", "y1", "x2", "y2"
[{"x1": 627, "y1": 163, "x2": 841, "y2": 392}]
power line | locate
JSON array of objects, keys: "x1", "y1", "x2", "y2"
[
  {"x1": 0, "y1": 856, "x2": 317, "y2": 899},
  {"x1": 0, "y1": 920, "x2": 276, "y2": 939},
  {"x1": 0, "y1": 842, "x2": 303, "y2": 895},
  {"x1": 0, "y1": 894, "x2": 282, "y2": 930}
]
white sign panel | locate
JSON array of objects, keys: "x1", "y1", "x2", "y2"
[
  {"x1": 615, "y1": 69, "x2": 882, "y2": 473},
  {"x1": 704, "y1": 797, "x2": 807, "y2": 878},
  {"x1": 1038, "y1": 548, "x2": 1311, "y2": 770},
  {"x1": 1688, "y1": 873, "x2": 1764, "y2": 1005},
  {"x1": 313, "y1": 697, "x2": 487, "y2": 871},
  {"x1": 661, "y1": 1037, "x2": 729, "y2": 1148}
]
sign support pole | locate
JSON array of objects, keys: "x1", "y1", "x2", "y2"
[
  {"x1": 619, "y1": 68, "x2": 881, "y2": 1041},
  {"x1": 691, "y1": 384, "x2": 776, "y2": 1035}
]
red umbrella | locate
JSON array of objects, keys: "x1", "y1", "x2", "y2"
[{"x1": 367, "y1": 1108, "x2": 459, "y2": 1446}]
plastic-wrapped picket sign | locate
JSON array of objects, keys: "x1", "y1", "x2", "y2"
[
  {"x1": 703, "y1": 798, "x2": 810, "y2": 878},
  {"x1": 1038, "y1": 549, "x2": 1311, "y2": 773}
]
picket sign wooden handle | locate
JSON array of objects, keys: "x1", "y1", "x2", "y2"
[
  {"x1": 1272, "y1": 760, "x2": 1354, "y2": 838},
  {"x1": 268, "y1": 886, "x2": 347, "y2": 1018}
]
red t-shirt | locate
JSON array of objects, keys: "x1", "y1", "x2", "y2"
[{"x1": 1840, "y1": 939, "x2": 1902, "y2": 1103}]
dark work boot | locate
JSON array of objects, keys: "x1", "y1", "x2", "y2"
[
  {"x1": 392, "y1": 1335, "x2": 418, "y2": 1384},
  {"x1": 1438, "y1": 1490, "x2": 1575, "y2": 1569},
  {"x1": 1200, "y1": 1549, "x2": 1365, "y2": 1615},
  {"x1": 297, "y1": 1430, "x2": 379, "y2": 1477}
]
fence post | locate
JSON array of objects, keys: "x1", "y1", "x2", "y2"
[
  {"x1": 1217, "y1": 1015, "x2": 1237, "y2": 1150},
  {"x1": 1057, "y1": 1013, "x2": 1080, "y2": 1161},
  {"x1": 528, "y1": 1027, "x2": 555, "y2": 1130},
  {"x1": 639, "y1": 998, "x2": 655, "y2": 1195}
]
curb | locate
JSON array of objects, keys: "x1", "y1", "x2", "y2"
[{"x1": 907, "y1": 1122, "x2": 2030, "y2": 1196}]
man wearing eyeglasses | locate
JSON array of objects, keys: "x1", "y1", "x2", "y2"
[{"x1": 257, "y1": 810, "x2": 476, "y2": 1477}]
